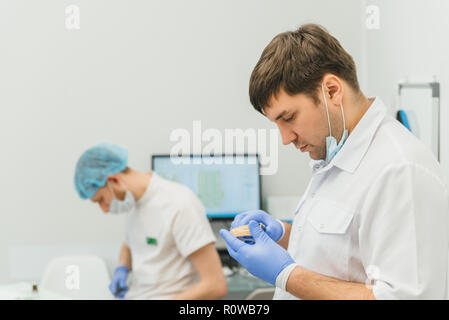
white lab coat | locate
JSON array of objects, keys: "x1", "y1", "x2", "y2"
[{"x1": 274, "y1": 97, "x2": 449, "y2": 300}]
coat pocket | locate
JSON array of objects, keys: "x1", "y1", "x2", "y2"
[{"x1": 307, "y1": 199, "x2": 355, "y2": 234}]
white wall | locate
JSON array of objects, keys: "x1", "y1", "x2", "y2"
[
  {"x1": 363, "y1": 0, "x2": 449, "y2": 183},
  {"x1": 0, "y1": 0, "x2": 365, "y2": 284}
]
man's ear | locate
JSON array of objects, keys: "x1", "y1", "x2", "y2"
[
  {"x1": 106, "y1": 175, "x2": 120, "y2": 186},
  {"x1": 323, "y1": 75, "x2": 343, "y2": 105}
]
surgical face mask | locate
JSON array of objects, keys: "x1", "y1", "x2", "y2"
[
  {"x1": 107, "y1": 182, "x2": 135, "y2": 214},
  {"x1": 322, "y1": 84, "x2": 348, "y2": 164}
]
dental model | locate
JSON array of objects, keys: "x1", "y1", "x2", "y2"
[{"x1": 230, "y1": 223, "x2": 266, "y2": 244}]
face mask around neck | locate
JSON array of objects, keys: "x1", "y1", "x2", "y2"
[{"x1": 321, "y1": 83, "x2": 348, "y2": 164}]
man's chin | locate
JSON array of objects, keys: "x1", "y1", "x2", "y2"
[
  {"x1": 309, "y1": 151, "x2": 324, "y2": 161},
  {"x1": 296, "y1": 145, "x2": 324, "y2": 161}
]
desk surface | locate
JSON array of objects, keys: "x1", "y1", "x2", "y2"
[
  {"x1": 0, "y1": 282, "x2": 70, "y2": 300},
  {"x1": 224, "y1": 269, "x2": 273, "y2": 299},
  {"x1": 1, "y1": 274, "x2": 270, "y2": 300}
]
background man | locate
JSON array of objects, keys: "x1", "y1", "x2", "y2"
[{"x1": 75, "y1": 143, "x2": 227, "y2": 299}]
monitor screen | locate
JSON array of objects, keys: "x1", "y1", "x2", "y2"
[{"x1": 152, "y1": 155, "x2": 261, "y2": 218}]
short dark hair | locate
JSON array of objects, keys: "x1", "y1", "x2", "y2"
[{"x1": 249, "y1": 23, "x2": 360, "y2": 114}]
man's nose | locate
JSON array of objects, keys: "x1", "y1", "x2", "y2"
[
  {"x1": 100, "y1": 202, "x2": 108, "y2": 213},
  {"x1": 278, "y1": 125, "x2": 297, "y2": 146}
]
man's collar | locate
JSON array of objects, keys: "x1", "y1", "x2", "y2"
[{"x1": 309, "y1": 97, "x2": 387, "y2": 174}]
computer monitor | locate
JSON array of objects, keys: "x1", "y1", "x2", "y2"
[{"x1": 151, "y1": 154, "x2": 261, "y2": 218}]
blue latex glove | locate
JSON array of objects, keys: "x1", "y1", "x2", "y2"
[
  {"x1": 109, "y1": 265, "x2": 129, "y2": 298},
  {"x1": 220, "y1": 220, "x2": 295, "y2": 286},
  {"x1": 231, "y1": 210, "x2": 284, "y2": 242}
]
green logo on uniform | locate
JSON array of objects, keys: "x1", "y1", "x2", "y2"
[{"x1": 146, "y1": 237, "x2": 157, "y2": 245}]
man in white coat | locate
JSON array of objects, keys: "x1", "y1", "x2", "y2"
[{"x1": 220, "y1": 24, "x2": 449, "y2": 299}]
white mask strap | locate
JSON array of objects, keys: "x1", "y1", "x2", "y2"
[
  {"x1": 107, "y1": 180, "x2": 127, "y2": 199},
  {"x1": 322, "y1": 83, "x2": 347, "y2": 136},
  {"x1": 107, "y1": 181, "x2": 117, "y2": 200},
  {"x1": 322, "y1": 84, "x2": 332, "y2": 136},
  {"x1": 340, "y1": 102, "x2": 346, "y2": 132}
]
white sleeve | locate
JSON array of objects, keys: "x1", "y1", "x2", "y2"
[
  {"x1": 359, "y1": 163, "x2": 449, "y2": 299},
  {"x1": 172, "y1": 188, "x2": 216, "y2": 258}
]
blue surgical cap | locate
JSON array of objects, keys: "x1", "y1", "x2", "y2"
[{"x1": 74, "y1": 143, "x2": 128, "y2": 199}]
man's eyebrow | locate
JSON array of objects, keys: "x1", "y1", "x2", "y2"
[{"x1": 275, "y1": 110, "x2": 287, "y2": 121}]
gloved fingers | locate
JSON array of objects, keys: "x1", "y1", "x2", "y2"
[
  {"x1": 231, "y1": 210, "x2": 267, "y2": 229},
  {"x1": 231, "y1": 212, "x2": 251, "y2": 229},
  {"x1": 248, "y1": 220, "x2": 270, "y2": 243},
  {"x1": 119, "y1": 278, "x2": 128, "y2": 291},
  {"x1": 116, "y1": 288, "x2": 128, "y2": 298},
  {"x1": 265, "y1": 221, "x2": 283, "y2": 241},
  {"x1": 233, "y1": 214, "x2": 258, "y2": 228},
  {"x1": 220, "y1": 229, "x2": 246, "y2": 253},
  {"x1": 218, "y1": 230, "x2": 239, "y2": 260},
  {"x1": 109, "y1": 279, "x2": 118, "y2": 295},
  {"x1": 224, "y1": 240, "x2": 239, "y2": 260},
  {"x1": 240, "y1": 213, "x2": 270, "y2": 228}
]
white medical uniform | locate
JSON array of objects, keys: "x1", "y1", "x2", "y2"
[
  {"x1": 124, "y1": 172, "x2": 216, "y2": 299},
  {"x1": 274, "y1": 97, "x2": 449, "y2": 300}
]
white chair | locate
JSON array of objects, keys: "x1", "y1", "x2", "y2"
[
  {"x1": 245, "y1": 288, "x2": 275, "y2": 300},
  {"x1": 40, "y1": 255, "x2": 114, "y2": 300}
]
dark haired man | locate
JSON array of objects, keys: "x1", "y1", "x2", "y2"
[{"x1": 221, "y1": 24, "x2": 449, "y2": 300}]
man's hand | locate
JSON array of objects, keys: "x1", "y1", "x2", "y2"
[
  {"x1": 220, "y1": 220, "x2": 295, "y2": 286},
  {"x1": 231, "y1": 210, "x2": 285, "y2": 242},
  {"x1": 109, "y1": 265, "x2": 129, "y2": 298}
]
